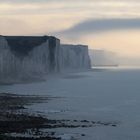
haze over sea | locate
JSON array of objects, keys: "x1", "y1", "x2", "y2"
[{"x1": 1, "y1": 66, "x2": 140, "y2": 139}]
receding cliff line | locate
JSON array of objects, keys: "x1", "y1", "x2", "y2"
[
  {"x1": 60, "y1": 44, "x2": 91, "y2": 70},
  {"x1": 0, "y1": 35, "x2": 91, "y2": 83}
]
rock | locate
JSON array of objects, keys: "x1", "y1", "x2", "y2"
[{"x1": 0, "y1": 36, "x2": 91, "y2": 83}]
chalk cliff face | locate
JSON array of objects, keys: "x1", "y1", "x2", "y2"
[
  {"x1": 0, "y1": 36, "x2": 91, "y2": 81},
  {"x1": 60, "y1": 44, "x2": 91, "y2": 71},
  {"x1": 0, "y1": 36, "x2": 60, "y2": 81}
]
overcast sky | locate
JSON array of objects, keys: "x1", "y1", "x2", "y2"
[{"x1": 1, "y1": 0, "x2": 140, "y2": 57}]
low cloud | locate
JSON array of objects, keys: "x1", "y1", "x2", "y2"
[{"x1": 56, "y1": 18, "x2": 140, "y2": 39}]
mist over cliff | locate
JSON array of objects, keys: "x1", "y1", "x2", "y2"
[
  {"x1": 89, "y1": 49, "x2": 118, "y2": 67},
  {"x1": 0, "y1": 35, "x2": 91, "y2": 83}
]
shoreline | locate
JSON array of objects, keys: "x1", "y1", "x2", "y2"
[{"x1": 0, "y1": 92, "x2": 118, "y2": 140}]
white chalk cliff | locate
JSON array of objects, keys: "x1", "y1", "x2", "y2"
[
  {"x1": 60, "y1": 44, "x2": 91, "y2": 71},
  {"x1": 0, "y1": 35, "x2": 91, "y2": 82}
]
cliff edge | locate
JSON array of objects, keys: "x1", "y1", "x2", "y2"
[{"x1": 0, "y1": 35, "x2": 91, "y2": 83}]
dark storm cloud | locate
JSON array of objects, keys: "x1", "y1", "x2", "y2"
[{"x1": 56, "y1": 18, "x2": 140, "y2": 38}]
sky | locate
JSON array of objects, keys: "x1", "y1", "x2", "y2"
[{"x1": 1, "y1": 0, "x2": 140, "y2": 58}]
